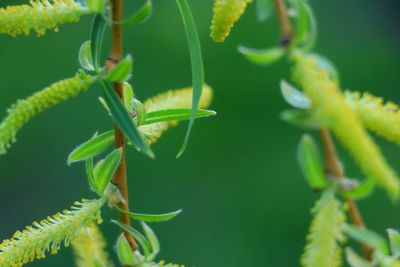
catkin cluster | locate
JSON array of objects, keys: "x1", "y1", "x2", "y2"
[
  {"x1": 72, "y1": 223, "x2": 114, "y2": 267},
  {"x1": 293, "y1": 54, "x2": 400, "y2": 198},
  {"x1": 0, "y1": 199, "x2": 103, "y2": 267},
  {"x1": 139, "y1": 85, "x2": 213, "y2": 145},
  {"x1": 0, "y1": 0, "x2": 89, "y2": 37},
  {"x1": 346, "y1": 91, "x2": 400, "y2": 146},
  {"x1": 301, "y1": 190, "x2": 345, "y2": 267},
  {"x1": 0, "y1": 71, "x2": 93, "y2": 155},
  {"x1": 210, "y1": 0, "x2": 252, "y2": 42}
]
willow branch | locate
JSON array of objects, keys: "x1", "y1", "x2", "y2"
[{"x1": 273, "y1": 0, "x2": 294, "y2": 47}]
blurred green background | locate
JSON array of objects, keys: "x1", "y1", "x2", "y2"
[{"x1": 1, "y1": 0, "x2": 400, "y2": 266}]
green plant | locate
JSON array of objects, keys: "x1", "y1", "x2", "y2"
[
  {"x1": 0, "y1": 0, "x2": 215, "y2": 266},
  {"x1": 209, "y1": 0, "x2": 400, "y2": 265}
]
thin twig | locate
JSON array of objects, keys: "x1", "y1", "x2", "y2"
[
  {"x1": 273, "y1": 0, "x2": 294, "y2": 47},
  {"x1": 319, "y1": 128, "x2": 373, "y2": 260},
  {"x1": 107, "y1": 0, "x2": 139, "y2": 251}
]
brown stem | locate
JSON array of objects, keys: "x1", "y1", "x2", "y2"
[
  {"x1": 319, "y1": 128, "x2": 372, "y2": 260},
  {"x1": 107, "y1": 0, "x2": 138, "y2": 251},
  {"x1": 273, "y1": 0, "x2": 294, "y2": 47}
]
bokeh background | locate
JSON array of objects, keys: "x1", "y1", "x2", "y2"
[{"x1": 1, "y1": 0, "x2": 400, "y2": 266}]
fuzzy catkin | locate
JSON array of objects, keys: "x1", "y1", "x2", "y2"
[
  {"x1": 0, "y1": 71, "x2": 93, "y2": 155},
  {"x1": 210, "y1": 0, "x2": 252, "y2": 42},
  {"x1": 293, "y1": 54, "x2": 400, "y2": 198},
  {"x1": 346, "y1": 91, "x2": 400, "y2": 146},
  {"x1": 0, "y1": 0, "x2": 89, "y2": 37},
  {"x1": 72, "y1": 223, "x2": 114, "y2": 267},
  {"x1": 301, "y1": 190, "x2": 345, "y2": 267},
  {"x1": 0, "y1": 199, "x2": 103, "y2": 267},
  {"x1": 139, "y1": 85, "x2": 213, "y2": 145}
]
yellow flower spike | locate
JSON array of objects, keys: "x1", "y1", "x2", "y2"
[
  {"x1": 0, "y1": 0, "x2": 91, "y2": 37},
  {"x1": 210, "y1": 0, "x2": 252, "y2": 42},
  {"x1": 346, "y1": 91, "x2": 400, "y2": 146},
  {"x1": 301, "y1": 189, "x2": 346, "y2": 267},
  {"x1": 0, "y1": 71, "x2": 93, "y2": 155},
  {"x1": 139, "y1": 85, "x2": 213, "y2": 145},
  {"x1": 72, "y1": 223, "x2": 114, "y2": 267},
  {"x1": 0, "y1": 199, "x2": 104, "y2": 267},
  {"x1": 293, "y1": 54, "x2": 400, "y2": 198}
]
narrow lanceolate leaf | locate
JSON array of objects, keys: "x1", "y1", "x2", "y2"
[
  {"x1": 344, "y1": 224, "x2": 389, "y2": 255},
  {"x1": 0, "y1": 199, "x2": 104, "y2": 267},
  {"x1": 0, "y1": 0, "x2": 91, "y2": 37},
  {"x1": 0, "y1": 71, "x2": 93, "y2": 155},
  {"x1": 238, "y1": 46, "x2": 285, "y2": 65},
  {"x1": 93, "y1": 148, "x2": 123, "y2": 196},
  {"x1": 123, "y1": 82, "x2": 134, "y2": 111},
  {"x1": 72, "y1": 223, "x2": 114, "y2": 267},
  {"x1": 298, "y1": 134, "x2": 327, "y2": 190},
  {"x1": 139, "y1": 85, "x2": 213, "y2": 145},
  {"x1": 142, "y1": 222, "x2": 160, "y2": 261},
  {"x1": 79, "y1": 40, "x2": 95, "y2": 71},
  {"x1": 293, "y1": 1, "x2": 317, "y2": 51},
  {"x1": 111, "y1": 220, "x2": 152, "y2": 258},
  {"x1": 91, "y1": 13, "x2": 107, "y2": 71},
  {"x1": 116, "y1": 234, "x2": 137, "y2": 265},
  {"x1": 345, "y1": 91, "x2": 400, "y2": 147},
  {"x1": 119, "y1": 0, "x2": 153, "y2": 26},
  {"x1": 256, "y1": 0, "x2": 274, "y2": 22},
  {"x1": 293, "y1": 53, "x2": 400, "y2": 199},
  {"x1": 68, "y1": 130, "x2": 114, "y2": 164},
  {"x1": 341, "y1": 178, "x2": 375, "y2": 200},
  {"x1": 280, "y1": 80, "x2": 311, "y2": 109},
  {"x1": 301, "y1": 189, "x2": 346, "y2": 267},
  {"x1": 144, "y1": 108, "x2": 216, "y2": 125},
  {"x1": 176, "y1": 0, "x2": 205, "y2": 157},
  {"x1": 210, "y1": 0, "x2": 252, "y2": 42},
  {"x1": 106, "y1": 55, "x2": 133, "y2": 82},
  {"x1": 121, "y1": 209, "x2": 182, "y2": 222},
  {"x1": 388, "y1": 229, "x2": 400, "y2": 258},
  {"x1": 100, "y1": 81, "x2": 154, "y2": 158}
]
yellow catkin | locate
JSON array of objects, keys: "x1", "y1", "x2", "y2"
[
  {"x1": 0, "y1": 0, "x2": 90, "y2": 37},
  {"x1": 301, "y1": 189, "x2": 345, "y2": 267},
  {"x1": 139, "y1": 85, "x2": 213, "y2": 145},
  {"x1": 210, "y1": 0, "x2": 252, "y2": 42},
  {"x1": 72, "y1": 223, "x2": 114, "y2": 267},
  {"x1": 346, "y1": 91, "x2": 400, "y2": 146},
  {"x1": 0, "y1": 71, "x2": 93, "y2": 155},
  {"x1": 0, "y1": 199, "x2": 104, "y2": 267},
  {"x1": 293, "y1": 54, "x2": 400, "y2": 198}
]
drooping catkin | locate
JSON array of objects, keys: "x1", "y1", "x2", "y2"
[
  {"x1": 293, "y1": 54, "x2": 400, "y2": 198},
  {"x1": 0, "y1": 199, "x2": 104, "y2": 267},
  {"x1": 0, "y1": 0, "x2": 90, "y2": 37},
  {"x1": 0, "y1": 71, "x2": 93, "y2": 155},
  {"x1": 301, "y1": 189, "x2": 346, "y2": 267},
  {"x1": 72, "y1": 223, "x2": 114, "y2": 267},
  {"x1": 346, "y1": 91, "x2": 400, "y2": 146},
  {"x1": 210, "y1": 0, "x2": 252, "y2": 42},
  {"x1": 139, "y1": 85, "x2": 213, "y2": 145}
]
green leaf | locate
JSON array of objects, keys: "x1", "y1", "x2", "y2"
[
  {"x1": 292, "y1": 0, "x2": 309, "y2": 45},
  {"x1": 120, "y1": 209, "x2": 182, "y2": 222},
  {"x1": 79, "y1": 41, "x2": 94, "y2": 71},
  {"x1": 116, "y1": 234, "x2": 136, "y2": 265},
  {"x1": 256, "y1": 0, "x2": 274, "y2": 22},
  {"x1": 98, "y1": 97, "x2": 110, "y2": 112},
  {"x1": 106, "y1": 55, "x2": 133, "y2": 82},
  {"x1": 123, "y1": 0, "x2": 153, "y2": 25},
  {"x1": 91, "y1": 14, "x2": 107, "y2": 72},
  {"x1": 93, "y1": 148, "x2": 122, "y2": 196},
  {"x1": 238, "y1": 45, "x2": 286, "y2": 65},
  {"x1": 342, "y1": 178, "x2": 375, "y2": 201},
  {"x1": 176, "y1": 0, "x2": 205, "y2": 158},
  {"x1": 111, "y1": 220, "x2": 152, "y2": 258},
  {"x1": 86, "y1": 157, "x2": 96, "y2": 192},
  {"x1": 86, "y1": 0, "x2": 105, "y2": 13},
  {"x1": 345, "y1": 248, "x2": 372, "y2": 267},
  {"x1": 280, "y1": 80, "x2": 311, "y2": 109},
  {"x1": 388, "y1": 229, "x2": 400, "y2": 258},
  {"x1": 100, "y1": 81, "x2": 154, "y2": 158},
  {"x1": 142, "y1": 222, "x2": 160, "y2": 261},
  {"x1": 297, "y1": 134, "x2": 327, "y2": 190},
  {"x1": 297, "y1": 2, "x2": 317, "y2": 51},
  {"x1": 68, "y1": 130, "x2": 114, "y2": 164},
  {"x1": 144, "y1": 109, "x2": 216, "y2": 125},
  {"x1": 132, "y1": 98, "x2": 147, "y2": 126},
  {"x1": 123, "y1": 82, "x2": 134, "y2": 111},
  {"x1": 344, "y1": 224, "x2": 389, "y2": 255},
  {"x1": 280, "y1": 109, "x2": 319, "y2": 129}
]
